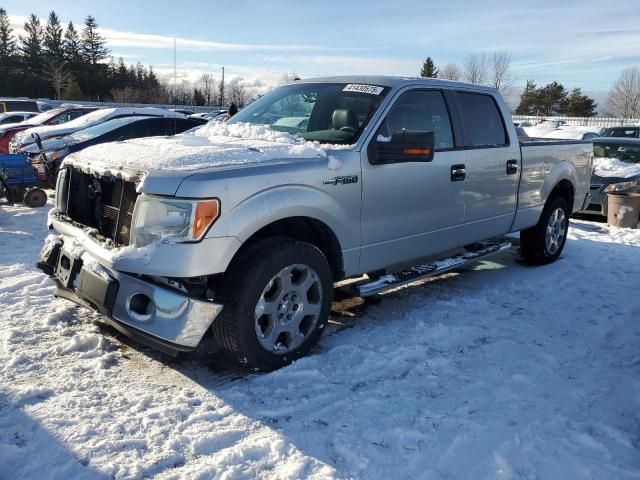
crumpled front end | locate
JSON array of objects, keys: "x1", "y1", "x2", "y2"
[{"x1": 38, "y1": 234, "x2": 223, "y2": 354}]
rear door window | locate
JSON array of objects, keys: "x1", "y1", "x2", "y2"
[{"x1": 456, "y1": 92, "x2": 507, "y2": 147}]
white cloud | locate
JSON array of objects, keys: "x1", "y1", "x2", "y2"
[
  {"x1": 255, "y1": 54, "x2": 418, "y2": 76},
  {"x1": 9, "y1": 14, "x2": 327, "y2": 53}
]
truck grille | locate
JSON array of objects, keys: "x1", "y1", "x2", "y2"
[{"x1": 62, "y1": 167, "x2": 138, "y2": 246}]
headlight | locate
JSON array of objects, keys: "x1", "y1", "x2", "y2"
[
  {"x1": 603, "y1": 181, "x2": 638, "y2": 193},
  {"x1": 130, "y1": 196, "x2": 220, "y2": 247}
]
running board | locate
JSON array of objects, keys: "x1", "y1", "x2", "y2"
[{"x1": 354, "y1": 239, "x2": 513, "y2": 297}]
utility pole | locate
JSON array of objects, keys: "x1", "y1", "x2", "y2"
[
  {"x1": 220, "y1": 66, "x2": 225, "y2": 107},
  {"x1": 173, "y1": 38, "x2": 177, "y2": 105}
]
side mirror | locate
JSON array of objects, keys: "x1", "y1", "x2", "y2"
[{"x1": 370, "y1": 130, "x2": 435, "y2": 165}]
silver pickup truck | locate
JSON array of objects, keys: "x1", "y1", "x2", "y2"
[{"x1": 38, "y1": 76, "x2": 592, "y2": 371}]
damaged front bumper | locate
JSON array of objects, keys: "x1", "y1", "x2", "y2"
[{"x1": 38, "y1": 236, "x2": 223, "y2": 356}]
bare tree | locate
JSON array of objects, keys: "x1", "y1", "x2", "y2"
[
  {"x1": 463, "y1": 53, "x2": 488, "y2": 85},
  {"x1": 489, "y1": 51, "x2": 513, "y2": 93},
  {"x1": 440, "y1": 63, "x2": 462, "y2": 81},
  {"x1": 44, "y1": 58, "x2": 73, "y2": 99},
  {"x1": 198, "y1": 72, "x2": 217, "y2": 106},
  {"x1": 606, "y1": 66, "x2": 640, "y2": 118},
  {"x1": 279, "y1": 71, "x2": 300, "y2": 86},
  {"x1": 229, "y1": 82, "x2": 250, "y2": 108}
]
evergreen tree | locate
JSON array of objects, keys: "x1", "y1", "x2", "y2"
[
  {"x1": 563, "y1": 88, "x2": 597, "y2": 117},
  {"x1": 63, "y1": 21, "x2": 82, "y2": 65},
  {"x1": 43, "y1": 11, "x2": 64, "y2": 61},
  {"x1": 135, "y1": 62, "x2": 145, "y2": 85},
  {"x1": 19, "y1": 14, "x2": 44, "y2": 71},
  {"x1": 0, "y1": 8, "x2": 16, "y2": 60},
  {"x1": 147, "y1": 66, "x2": 158, "y2": 87},
  {"x1": 81, "y1": 15, "x2": 108, "y2": 65},
  {"x1": 63, "y1": 77, "x2": 83, "y2": 99},
  {"x1": 515, "y1": 80, "x2": 538, "y2": 115},
  {"x1": 536, "y1": 81, "x2": 568, "y2": 115},
  {"x1": 420, "y1": 57, "x2": 438, "y2": 78},
  {"x1": 193, "y1": 88, "x2": 206, "y2": 106}
]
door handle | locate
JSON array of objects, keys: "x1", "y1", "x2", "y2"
[
  {"x1": 506, "y1": 159, "x2": 518, "y2": 175},
  {"x1": 451, "y1": 164, "x2": 466, "y2": 182}
]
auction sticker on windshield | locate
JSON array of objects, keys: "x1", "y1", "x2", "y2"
[{"x1": 343, "y1": 84, "x2": 384, "y2": 95}]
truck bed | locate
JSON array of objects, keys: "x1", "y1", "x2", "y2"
[{"x1": 512, "y1": 138, "x2": 593, "y2": 232}]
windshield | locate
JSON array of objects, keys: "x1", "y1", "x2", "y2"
[
  {"x1": 24, "y1": 108, "x2": 67, "y2": 126},
  {"x1": 227, "y1": 82, "x2": 389, "y2": 144},
  {"x1": 594, "y1": 142, "x2": 640, "y2": 163},
  {"x1": 68, "y1": 116, "x2": 144, "y2": 142}
]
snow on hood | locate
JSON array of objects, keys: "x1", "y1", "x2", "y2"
[
  {"x1": 69, "y1": 122, "x2": 350, "y2": 172},
  {"x1": 593, "y1": 156, "x2": 640, "y2": 179}
]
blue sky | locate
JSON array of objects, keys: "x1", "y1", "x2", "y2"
[{"x1": 4, "y1": 0, "x2": 639, "y2": 98}]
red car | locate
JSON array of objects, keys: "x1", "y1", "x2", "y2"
[{"x1": 0, "y1": 105, "x2": 97, "y2": 153}]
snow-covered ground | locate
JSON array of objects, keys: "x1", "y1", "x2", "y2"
[
  {"x1": 523, "y1": 124, "x2": 601, "y2": 140},
  {"x1": 1, "y1": 202, "x2": 639, "y2": 479}
]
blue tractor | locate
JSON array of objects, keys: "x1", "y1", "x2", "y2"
[{"x1": 0, "y1": 154, "x2": 48, "y2": 207}]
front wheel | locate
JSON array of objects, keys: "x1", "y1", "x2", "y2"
[
  {"x1": 520, "y1": 196, "x2": 570, "y2": 264},
  {"x1": 212, "y1": 238, "x2": 333, "y2": 371}
]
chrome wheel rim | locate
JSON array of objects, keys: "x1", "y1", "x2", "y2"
[
  {"x1": 545, "y1": 208, "x2": 567, "y2": 255},
  {"x1": 254, "y1": 263, "x2": 323, "y2": 354}
]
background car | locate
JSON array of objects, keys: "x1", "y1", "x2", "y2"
[
  {"x1": 170, "y1": 108, "x2": 195, "y2": 116},
  {"x1": 0, "y1": 105, "x2": 97, "y2": 153},
  {"x1": 25, "y1": 115, "x2": 207, "y2": 185},
  {"x1": 36, "y1": 101, "x2": 53, "y2": 112},
  {"x1": 599, "y1": 126, "x2": 640, "y2": 138},
  {"x1": 10, "y1": 106, "x2": 186, "y2": 153},
  {"x1": 190, "y1": 109, "x2": 227, "y2": 120},
  {"x1": 0, "y1": 112, "x2": 38, "y2": 124},
  {"x1": 579, "y1": 137, "x2": 640, "y2": 217},
  {"x1": 0, "y1": 99, "x2": 39, "y2": 113}
]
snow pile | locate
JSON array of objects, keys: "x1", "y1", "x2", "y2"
[
  {"x1": 524, "y1": 124, "x2": 600, "y2": 140},
  {"x1": 194, "y1": 120, "x2": 301, "y2": 144},
  {"x1": 1, "y1": 202, "x2": 640, "y2": 479},
  {"x1": 72, "y1": 122, "x2": 350, "y2": 172},
  {"x1": 593, "y1": 156, "x2": 640, "y2": 178}
]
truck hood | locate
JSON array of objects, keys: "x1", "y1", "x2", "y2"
[{"x1": 63, "y1": 122, "x2": 349, "y2": 196}]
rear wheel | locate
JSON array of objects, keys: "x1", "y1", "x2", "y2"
[
  {"x1": 213, "y1": 238, "x2": 333, "y2": 371},
  {"x1": 24, "y1": 188, "x2": 47, "y2": 208},
  {"x1": 520, "y1": 196, "x2": 570, "y2": 264}
]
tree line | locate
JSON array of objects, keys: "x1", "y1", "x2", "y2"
[
  {"x1": 419, "y1": 52, "x2": 515, "y2": 93},
  {"x1": 419, "y1": 54, "x2": 598, "y2": 117},
  {"x1": 0, "y1": 8, "x2": 253, "y2": 107},
  {"x1": 420, "y1": 55, "x2": 640, "y2": 119},
  {"x1": 0, "y1": 9, "x2": 168, "y2": 102}
]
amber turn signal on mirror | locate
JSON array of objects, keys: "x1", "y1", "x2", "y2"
[{"x1": 402, "y1": 148, "x2": 432, "y2": 155}]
